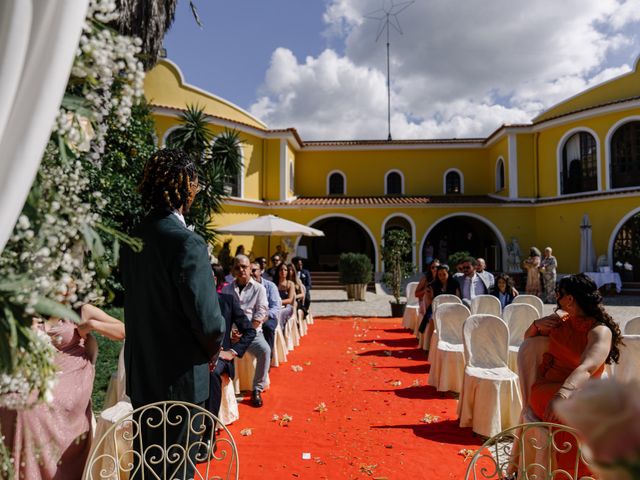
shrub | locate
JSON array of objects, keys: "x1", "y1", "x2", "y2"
[
  {"x1": 339, "y1": 253, "x2": 373, "y2": 284},
  {"x1": 381, "y1": 229, "x2": 414, "y2": 304}
]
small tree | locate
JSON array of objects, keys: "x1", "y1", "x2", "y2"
[
  {"x1": 338, "y1": 253, "x2": 373, "y2": 285},
  {"x1": 382, "y1": 229, "x2": 414, "y2": 304}
]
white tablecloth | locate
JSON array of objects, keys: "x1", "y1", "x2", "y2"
[{"x1": 584, "y1": 272, "x2": 622, "y2": 292}]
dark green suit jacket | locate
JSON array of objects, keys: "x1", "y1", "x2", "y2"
[{"x1": 121, "y1": 210, "x2": 225, "y2": 406}]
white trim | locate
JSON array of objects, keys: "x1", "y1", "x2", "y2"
[
  {"x1": 556, "y1": 127, "x2": 601, "y2": 196},
  {"x1": 443, "y1": 168, "x2": 464, "y2": 194},
  {"x1": 507, "y1": 134, "x2": 518, "y2": 198},
  {"x1": 380, "y1": 213, "x2": 417, "y2": 268},
  {"x1": 159, "y1": 59, "x2": 267, "y2": 129},
  {"x1": 495, "y1": 156, "x2": 505, "y2": 192},
  {"x1": 604, "y1": 115, "x2": 640, "y2": 190},
  {"x1": 608, "y1": 205, "x2": 640, "y2": 267},
  {"x1": 161, "y1": 125, "x2": 182, "y2": 147},
  {"x1": 326, "y1": 170, "x2": 347, "y2": 195},
  {"x1": 294, "y1": 213, "x2": 381, "y2": 272},
  {"x1": 384, "y1": 169, "x2": 404, "y2": 194},
  {"x1": 303, "y1": 142, "x2": 484, "y2": 151},
  {"x1": 279, "y1": 139, "x2": 287, "y2": 201},
  {"x1": 418, "y1": 212, "x2": 507, "y2": 271}
]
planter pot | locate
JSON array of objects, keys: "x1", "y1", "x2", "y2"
[
  {"x1": 345, "y1": 283, "x2": 367, "y2": 301},
  {"x1": 389, "y1": 301, "x2": 407, "y2": 318}
]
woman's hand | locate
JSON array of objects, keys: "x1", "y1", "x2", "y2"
[
  {"x1": 534, "y1": 314, "x2": 562, "y2": 334},
  {"x1": 543, "y1": 394, "x2": 565, "y2": 423}
]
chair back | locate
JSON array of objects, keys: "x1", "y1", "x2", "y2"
[
  {"x1": 464, "y1": 422, "x2": 593, "y2": 480},
  {"x1": 405, "y1": 281, "x2": 419, "y2": 306},
  {"x1": 470, "y1": 294, "x2": 502, "y2": 316},
  {"x1": 512, "y1": 294, "x2": 544, "y2": 317},
  {"x1": 503, "y1": 303, "x2": 539, "y2": 348},
  {"x1": 624, "y1": 316, "x2": 640, "y2": 335},
  {"x1": 83, "y1": 401, "x2": 239, "y2": 480},
  {"x1": 432, "y1": 294, "x2": 462, "y2": 314},
  {"x1": 616, "y1": 335, "x2": 640, "y2": 383},
  {"x1": 434, "y1": 303, "x2": 470, "y2": 345},
  {"x1": 463, "y1": 314, "x2": 509, "y2": 369}
]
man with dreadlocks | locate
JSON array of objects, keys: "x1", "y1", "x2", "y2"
[{"x1": 120, "y1": 149, "x2": 225, "y2": 479}]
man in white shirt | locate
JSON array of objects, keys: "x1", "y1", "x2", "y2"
[
  {"x1": 476, "y1": 257, "x2": 495, "y2": 290},
  {"x1": 455, "y1": 257, "x2": 491, "y2": 307},
  {"x1": 221, "y1": 254, "x2": 270, "y2": 407}
]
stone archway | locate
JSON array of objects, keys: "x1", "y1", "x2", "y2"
[
  {"x1": 421, "y1": 215, "x2": 504, "y2": 272},
  {"x1": 611, "y1": 210, "x2": 640, "y2": 281},
  {"x1": 299, "y1": 216, "x2": 376, "y2": 271}
]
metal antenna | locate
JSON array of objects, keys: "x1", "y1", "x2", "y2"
[{"x1": 365, "y1": 0, "x2": 414, "y2": 141}]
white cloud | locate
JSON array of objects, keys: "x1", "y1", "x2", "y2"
[{"x1": 249, "y1": 0, "x2": 640, "y2": 140}]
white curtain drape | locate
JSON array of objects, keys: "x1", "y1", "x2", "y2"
[{"x1": 0, "y1": 0, "x2": 88, "y2": 253}]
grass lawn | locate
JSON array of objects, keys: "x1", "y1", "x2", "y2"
[{"x1": 91, "y1": 307, "x2": 124, "y2": 412}]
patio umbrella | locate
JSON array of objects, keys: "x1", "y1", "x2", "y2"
[
  {"x1": 579, "y1": 213, "x2": 596, "y2": 273},
  {"x1": 216, "y1": 215, "x2": 324, "y2": 257}
]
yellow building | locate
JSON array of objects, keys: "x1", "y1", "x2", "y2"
[{"x1": 145, "y1": 59, "x2": 640, "y2": 283}]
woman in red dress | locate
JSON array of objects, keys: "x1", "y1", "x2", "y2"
[{"x1": 525, "y1": 273, "x2": 623, "y2": 475}]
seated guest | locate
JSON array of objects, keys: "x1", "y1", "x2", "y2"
[
  {"x1": 208, "y1": 289, "x2": 256, "y2": 419},
  {"x1": 525, "y1": 273, "x2": 622, "y2": 475},
  {"x1": 491, "y1": 273, "x2": 518, "y2": 308},
  {"x1": 418, "y1": 264, "x2": 459, "y2": 333},
  {"x1": 275, "y1": 263, "x2": 296, "y2": 324},
  {"x1": 251, "y1": 261, "x2": 282, "y2": 353},
  {"x1": 476, "y1": 257, "x2": 495, "y2": 290},
  {"x1": 416, "y1": 259, "x2": 440, "y2": 334},
  {"x1": 265, "y1": 253, "x2": 282, "y2": 281},
  {"x1": 212, "y1": 264, "x2": 227, "y2": 293},
  {"x1": 221, "y1": 255, "x2": 270, "y2": 407},
  {"x1": 255, "y1": 256, "x2": 270, "y2": 280},
  {"x1": 0, "y1": 305, "x2": 124, "y2": 479},
  {"x1": 293, "y1": 257, "x2": 312, "y2": 313},
  {"x1": 287, "y1": 263, "x2": 307, "y2": 319},
  {"x1": 455, "y1": 256, "x2": 491, "y2": 307}
]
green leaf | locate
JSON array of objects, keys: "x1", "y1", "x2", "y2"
[
  {"x1": 61, "y1": 93, "x2": 93, "y2": 117},
  {"x1": 32, "y1": 297, "x2": 81, "y2": 323}
]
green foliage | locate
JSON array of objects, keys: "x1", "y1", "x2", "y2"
[
  {"x1": 91, "y1": 307, "x2": 124, "y2": 412},
  {"x1": 381, "y1": 229, "x2": 414, "y2": 304},
  {"x1": 338, "y1": 253, "x2": 373, "y2": 284},
  {"x1": 167, "y1": 105, "x2": 243, "y2": 245},
  {"x1": 447, "y1": 251, "x2": 471, "y2": 269}
]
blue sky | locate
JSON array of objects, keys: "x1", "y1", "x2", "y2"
[{"x1": 164, "y1": 1, "x2": 640, "y2": 140}]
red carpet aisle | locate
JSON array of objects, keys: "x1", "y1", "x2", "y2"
[{"x1": 226, "y1": 317, "x2": 482, "y2": 479}]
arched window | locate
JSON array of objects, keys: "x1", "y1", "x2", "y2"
[
  {"x1": 444, "y1": 170, "x2": 462, "y2": 194},
  {"x1": 385, "y1": 170, "x2": 403, "y2": 195},
  {"x1": 495, "y1": 158, "x2": 505, "y2": 191},
  {"x1": 561, "y1": 131, "x2": 597, "y2": 194},
  {"x1": 328, "y1": 172, "x2": 345, "y2": 195},
  {"x1": 610, "y1": 121, "x2": 640, "y2": 189}
]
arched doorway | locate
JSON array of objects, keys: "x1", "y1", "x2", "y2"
[
  {"x1": 421, "y1": 215, "x2": 503, "y2": 272},
  {"x1": 612, "y1": 211, "x2": 640, "y2": 281},
  {"x1": 299, "y1": 216, "x2": 376, "y2": 271},
  {"x1": 382, "y1": 215, "x2": 414, "y2": 268}
]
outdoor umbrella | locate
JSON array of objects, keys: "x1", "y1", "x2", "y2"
[
  {"x1": 579, "y1": 213, "x2": 596, "y2": 273},
  {"x1": 216, "y1": 215, "x2": 324, "y2": 257}
]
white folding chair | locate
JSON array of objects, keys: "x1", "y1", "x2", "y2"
[
  {"x1": 615, "y1": 335, "x2": 640, "y2": 383},
  {"x1": 503, "y1": 303, "x2": 539, "y2": 372},
  {"x1": 470, "y1": 294, "x2": 502, "y2": 317},
  {"x1": 402, "y1": 281, "x2": 420, "y2": 330},
  {"x1": 427, "y1": 303, "x2": 470, "y2": 392},
  {"x1": 624, "y1": 316, "x2": 640, "y2": 335},
  {"x1": 512, "y1": 294, "x2": 544, "y2": 317},
  {"x1": 233, "y1": 352, "x2": 270, "y2": 394},
  {"x1": 271, "y1": 323, "x2": 288, "y2": 367},
  {"x1": 425, "y1": 294, "x2": 463, "y2": 355},
  {"x1": 432, "y1": 294, "x2": 462, "y2": 313},
  {"x1": 458, "y1": 314, "x2": 522, "y2": 438}
]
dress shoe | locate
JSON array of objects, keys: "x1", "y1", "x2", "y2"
[{"x1": 251, "y1": 390, "x2": 263, "y2": 407}]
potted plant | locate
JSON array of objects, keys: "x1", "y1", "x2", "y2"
[
  {"x1": 381, "y1": 229, "x2": 414, "y2": 317},
  {"x1": 339, "y1": 252, "x2": 373, "y2": 301}
]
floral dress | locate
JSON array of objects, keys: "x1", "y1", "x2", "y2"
[
  {"x1": 540, "y1": 255, "x2": 558, "y2": 303},
  {"x1": 523, "y1": 255, "x2": 542, "y2": 296}
]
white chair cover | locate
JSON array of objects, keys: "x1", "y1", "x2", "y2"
[
  {"x1": 403, "y1": 305, "x2": 420, "y2": 332},
  {"x1": 624, "y1": 316, "x2": 640, "y2": 335},
  {"x1": 458, "y1": 314, "x2": 522, "y2": 438},
  {"x1": 218, "y1": 374, "x2": 239, "y2": 426},
  {"x1": 615, "y1": 335, "x2": 640, "y2": 383},
  {"x1": 428, "y1": 303, "x2": 470, "y2": 392},
  {"x1": 470, "y1": 294, "x2": 502, "y2": 317},
  {"x1": 406, "y1": 281, "x2": 419, "y2": 306},
  {"x1": 426, "y1": 295, "x2": 462, "y2": 352},
  {"x1": 512, "y1": 295, "x2": 544, "y2": 317},
  {"x1": 306, "y1": 312, "x2": 314, "y2": 325},
  {"x1": 271, "y1": 323, "x2": 288, "y2": 367},
  {"x1": 233, "y1": 352, "x2": 270, "y2": 394},
  {"x1": 297, "y1": 309, "x2": 308, "y2": 337},
  {"x1": 432, "y1": 294, "x2": 462, "y2": 314},
  {"x1": 503, "y1": 303, "x2": 539, "y2": 372}
]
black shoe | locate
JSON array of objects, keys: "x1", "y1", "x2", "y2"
[{"x1": 251, "y1": 390, "x2": 263, "y2": 407}]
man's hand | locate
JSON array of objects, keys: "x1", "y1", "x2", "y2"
[
  {"x1": 218, "y1": 350, "x2": 235, "y2": 361},
  {"x1": 251, "y1": 320, "x2": 262, "y2": 329},
  {"x1": 231, "y1": 329, "x2": 243, "y2": 344}
]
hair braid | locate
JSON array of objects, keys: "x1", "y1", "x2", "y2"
[{"x1": 139, "y1": 149, "x2": 197, "y2": 211}]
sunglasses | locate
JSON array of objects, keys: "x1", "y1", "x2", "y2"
[
  {"x1": 251, "y1": 268, "x2": 259, "y2": 273},
  {"x1": 462, "y1": 266, "x2": 472, "y2": 270}
]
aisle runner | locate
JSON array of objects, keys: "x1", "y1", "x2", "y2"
[{"x1": 223, "y1": 317, "x2": 481, "y2": 479}]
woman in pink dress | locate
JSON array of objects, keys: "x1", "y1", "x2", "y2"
[
  {"x1": 523, "y1": 246, "x2": 542, "y2": 296},
  {"x1": 0, "y1": 304, "x2": 124, "y2": 479}
]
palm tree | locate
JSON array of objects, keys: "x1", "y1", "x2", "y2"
[
  {"x1": 167, "y1": 104, "x2": 243, "y2": 244},
  {"x1": 112, "y1": 0, "x2": 202, "y2": 70}
]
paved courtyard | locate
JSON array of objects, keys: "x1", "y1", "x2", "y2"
[{"x1": 310, "y1": 289, "x2": 640, "y2": 325}]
